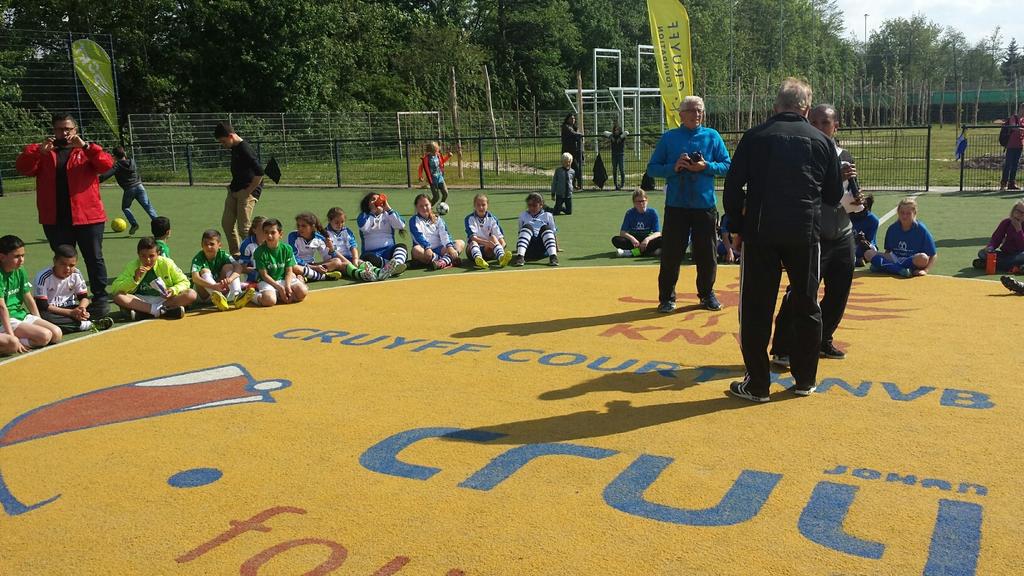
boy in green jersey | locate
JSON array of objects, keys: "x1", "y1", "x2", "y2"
[
  {"x1": 190, "y1": 229, "x2": 254, "y2": 311},
  {"x1": 111, "y1": 236, "x2": 197, "y2": 320},
  {"x1": 152, "y1": 216, "x2": 172, "y2": 258},
  {"x1": 254, "y1": 218, "x2": 308, "y2": 307},
  {"x1": 0, "y1": 235, "x2": 62, "y2": 355}
]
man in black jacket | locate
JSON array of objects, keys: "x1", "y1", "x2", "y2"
[{"x1": 722, "y1": 79, "x2": 843, "y2": 402}]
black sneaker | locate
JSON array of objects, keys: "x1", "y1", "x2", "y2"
[
  {"x1": 820, "y1": 342, "x2": 846, "y2": 359},
  {"x1": 125, "y1": 309, "x2": 138, "y2": 322},
  {"x1": 657, "y1": 301, "x2": 675, "y2": 313},
  {"x1": 972, "y1": 258, "x2": 986, "y2": 270},
  {"x1": 160, "y1": 305, "x2": 185, "y2": 320},
  {"x1": 511, "y1": 254, "x2": 525, "y2": 267},
  {"x1": 549, "y1": 254, "x2": 559, "y2": 266},
  {"x1": 700, "y1": 294, "x2": 723, "y2": 311},
  {"x1": 1001, "y1": 275, "x2": 1024, "y2": 295},
  {"x1": 854, "y1": 231, "x2": 873, "y2": 254},
  {"x1": 729, "y1": 378, "x2": 769, "y2": 403},
  {"x1": 92, "y1": 317, "x2": 114, "y2": 331},
  {"x1": 129, "y1": 223, "x2": 139, "y2": 236},
  {"x1": 792, "y1": 383, "x2": 817, "y2": 396}
]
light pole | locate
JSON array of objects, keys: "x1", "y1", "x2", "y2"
[{"x1": 864, "y1": 13, "x2": 868, "y2": 45}]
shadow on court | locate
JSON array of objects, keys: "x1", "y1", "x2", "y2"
[
  {"x1": 451, "y1": 307, "x2": 661, "y2": 337},
  {"x1": 538, "y1": 365, "x2": 746, "y2": 400}
]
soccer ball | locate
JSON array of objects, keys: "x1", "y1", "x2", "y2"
[
  {"x1": 111, "y1": 217, "x2": 128, "y2": 232},
  {"x1": 436, "y1": 202, "x2": 449, "y2": 216}
]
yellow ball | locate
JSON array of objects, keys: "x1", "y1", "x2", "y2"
[{"x1": 111, "y1": 218, "x2": 128, "y2": 233}]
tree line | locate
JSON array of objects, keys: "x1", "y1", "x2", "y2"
[{"x1": 2, "y1": 1, "x2": 1020, "y2": 120}]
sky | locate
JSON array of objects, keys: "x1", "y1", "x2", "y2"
[{"x1": 834, "y1": 0, "x2": 1018, "y2": 46}]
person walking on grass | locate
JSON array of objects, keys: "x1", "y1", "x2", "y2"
[
  {"x1": 214, "y1": 121, "x2": 263, "y2": 257},
  {"x1": 647, "y1": 95, "x2": 732, "y2": 313},
  {"x1": 100, "y1": 146, "x2": 158, "y2": 236},
  {"x1": 722, "y1": 78, "x2": 843, "y2": 403}
]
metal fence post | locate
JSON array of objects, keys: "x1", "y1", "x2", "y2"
[
  {"x1": 405, "y1": 139, "x2": 412, "y2": 188},
  {"x1": 334, "y1": 139, "x2": 341, "y2": 187},
  {"x1": 0, "y1": 170, "x2": 5, "y2": 197},
  {"x1": 478, "y1": 136, "x2": 485, "y2": 189},
  {"x1": 185, "y1": 143, "x2": 194, "y2": 186},
  {"x1": 959, "y1": 125, "x2": 966, "y2": 192},
  {"x1": 925, "y1": 125, "x2": 931, "y2": 191}
]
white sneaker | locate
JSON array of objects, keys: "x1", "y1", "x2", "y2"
[{"x1": 616, "y1": 248, "x2": 631, "y2": 257}]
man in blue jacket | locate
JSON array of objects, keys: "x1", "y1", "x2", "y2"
[{"x1": 646, "y1": 96, "x2": 732, "y2": 312}]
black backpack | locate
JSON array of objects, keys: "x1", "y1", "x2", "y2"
[{"x1": 999, "y1": 125, "x2": 1011, "y2": 148}]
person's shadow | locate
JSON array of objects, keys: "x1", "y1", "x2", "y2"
[
  {"x1": 538, "y1": 365, "x2": 746, "y2": 400},
  {"x1": 451, "y1": 307, "x2": 661, "y2": 338},
  {"x1": 445, "y1": 369, "x2": 797, "y2": 445}
]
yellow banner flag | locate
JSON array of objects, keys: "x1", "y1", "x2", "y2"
[
  {"x1": 646, "y1": 0, "x2": 694, "y2": 129},
  {"x1": 71, "y1": 39, "x2": 119, "y2": 138}
]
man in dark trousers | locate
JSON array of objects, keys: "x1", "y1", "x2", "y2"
[
  {"x1": 16, "y1": 113, "x2": 115, "y2": 317},
  {"x1": 723, "y1": 79, "x2": 843, "y2": 402},
  {"x1": 770, "y1": 104, "x2": 862, "y2": 366},
  {"x1": 214, "y1": 121, "x2": 264, "y2": 256}
]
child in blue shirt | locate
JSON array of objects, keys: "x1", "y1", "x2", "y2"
[
  {"x1": 864, "y1": 197, "x2": 937, "y2": 277},
  {"x1": 613, "y1": 189, "x2": 662, "y2": 257},
  {"x1": 850, "y1": 193, "x2": 879, "y2": 267}
]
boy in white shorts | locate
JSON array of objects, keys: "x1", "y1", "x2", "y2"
[
  {"x1": 33, "y1": 244, "x2": 114, "y2": 333},
  {"x1": 1, "y1": 235, "x2": 62, "y2": 355},
  {"x1": 110, "y1": 236, "x2": 197, "y2": 320},
  {"x1": 254, "y1": 218, "x2": 307, "y2": 307}
]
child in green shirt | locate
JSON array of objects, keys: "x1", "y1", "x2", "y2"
[
  {"x1": 0, "y1": 235, "x2": 62, "y2": 355},
  {"x1": 190, "y1": 229, "x2": 254, "y2": 311},
  {"x1": 111, "y1": 237, "x2": 197, "y2": 320},
  {"x1": 254, "y1": 218, "x2": 308, "y2": 307}
]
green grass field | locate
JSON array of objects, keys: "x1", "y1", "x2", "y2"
[{"x1": 1, "y1": 180, "x2": 1018, "y2": 297}]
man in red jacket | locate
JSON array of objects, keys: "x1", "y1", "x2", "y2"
[{"x1": 16, "y1": 114, "x2": 115, "y2": 316}]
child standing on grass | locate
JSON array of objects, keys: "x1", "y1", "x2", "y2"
[
  {"x1": 190, "y1": 229, "x2": 254, "y2": 311},
  {"x1": 358, "y1": 192, "x2": 409, "y2": 277},
  {"x1": 464, "y1": 193, "x2": 512, "y2": 269},
  {"x1": 864, "y1": 197, "x2": 937, "y2": 278},
  {"x1": 409, "y1": 194, "x2": 465, "y2": 269},
  {"x1": 100, "y1": 146, "x2": 158, "y2": 236},
  {"x1": 33, "y1": 244, "x2": 114, "y2": 333},
  {"x1": 550, "y1": 152, "x2": 574, "y2": 216},
  {"x1": 288, "y1": 211, "x2": 348, "y2": 283},
  {"x1": 239, "y1": 215, "x2": 267, "y2": 284},
  {"x1": 613, "y1": 189, "x2": 662, "y2": 258},
  {"x1": 152, "y1": 216, "x2": 172, "y2": 258},
  {"x1": 111, "y1": 236, "x2": 197, "y2": 320},
  {"x1": 512, "y1": 192, "x2": 559, "y2": 267},
  {"x1": 254, "y1": 218, "x2": 308, "y2": 307},
  {"x1": 1, "y1": 235, "x2": 63, "y2": 355},
  {"x1": 418, "y1": 141, "x2": 452, "y2": 206}
]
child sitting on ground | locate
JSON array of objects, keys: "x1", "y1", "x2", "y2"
[
  {"x1": 613, "y1": 189, "x2": 662, "y2": 257},
  {"x1": 716, "y1": 213, "x2": 738, "y2": 263},
  {"x1": 190, "y1": 229, "x2": 254, "y2": 311},
  {"x1": 33, "y1": 244, "x2": 114, "y2": 333},
  {"x1": 239, "y1": 215, "x2": 266, "y2": 285},
  {"x1": 550, "y1": 152, "x2": 574, "y2": 216},
  {"x1": 850, "y1": 193, "x2": 879, "y2": 267},
  {"x1": 152, "y1": 216, "x2": 172, "y2": 258},
  {"x1": 288, "y1": 211, "x2": 349, "y2": 283},
  {"x1": 974, "y1": 199, "x2": 1024, "y2": 273},
  {"x1": 864, "y1": 197, "x2": 937, "y2": 277},
  {"x1": 111, "y1": 236, "x2": 197, "y2": 320},
  {"x1": 512, "y1": 192, "x2": 559, "y2": 267},
  {"x1": 409, "y1": 194, "x2": 465, "y2": 269},
  {"x1": 254, "y1": 218, "x2": 308, "y2": 307},
  {"x1": 357, "y1": 192, "x2": 409, "y2": 277},
  {"x1": 464, "y1": 193, "x2": 512, "y2": 269},
  {"x1": 1, "y1": 235, "x2": 63, "y2": 355}
]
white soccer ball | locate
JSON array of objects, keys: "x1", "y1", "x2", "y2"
[{"x1": 436, "y1": 202, "x2": 449, "y2": 216}]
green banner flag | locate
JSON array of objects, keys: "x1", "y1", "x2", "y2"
[{"x1": 71, "y1": 39, "x2": 119, "y2": 138}]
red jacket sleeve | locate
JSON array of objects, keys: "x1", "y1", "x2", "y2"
[{"x1": 15, "y1": 143, "x2": 44, "y2": 176}]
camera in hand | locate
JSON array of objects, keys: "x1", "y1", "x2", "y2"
[
  {"x1": 690, "y1": 151, "x2": 703, "y2": 162},
  {"x1": 53, "y1": 138, "x2": 68, "y2": 148}
]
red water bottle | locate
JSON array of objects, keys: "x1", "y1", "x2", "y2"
[{"x1": 985, "y1": 252, "x2": 997, "y2": 275}]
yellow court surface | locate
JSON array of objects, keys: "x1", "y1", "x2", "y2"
[{"x1": 0, "y1": 267, "x2": 1018, "y2": 575}]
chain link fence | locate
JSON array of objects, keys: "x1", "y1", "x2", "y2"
[{"x1": 957, "y1": 125, "x2": 1023, "y2": 190}]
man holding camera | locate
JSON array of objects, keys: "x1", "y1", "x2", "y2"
[
  {"x1": 16, "y1": 113, "x2": 115, "y2": 317},
  {"x1": 646, "y1": 96, "x2": 732, "y2": 313}
]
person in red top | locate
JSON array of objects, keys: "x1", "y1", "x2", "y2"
[
  {"x1": 1001, "y1": 104, "x2": 1024, "y2": 191},
  {"x1": 15, "y1": 114, "x2": 115, "y2": 316}
]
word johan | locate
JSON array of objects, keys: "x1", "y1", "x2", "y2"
[
  {"x1": 360, "y1": 427, "x2": 984, "y2": 575},
  {"x1": 824, "y1": 465, "x2": 988, "y2": 496},
  {"x1": 177, "y1": 506, "x2": 467, "y2": 575}
]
